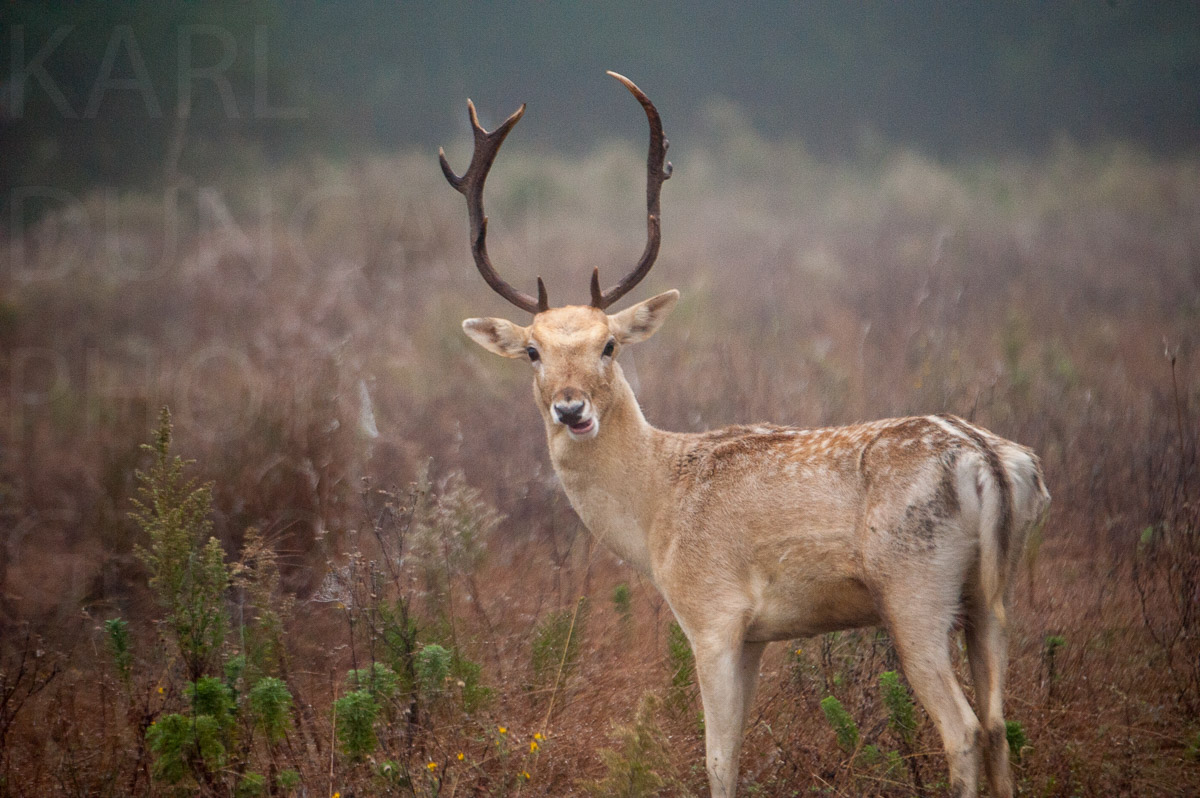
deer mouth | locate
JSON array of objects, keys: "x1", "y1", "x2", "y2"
[{"x1": 568, "y1": 418, "x2": 596, "y2": 437}]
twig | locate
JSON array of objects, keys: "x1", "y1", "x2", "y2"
[
  {"x1": 541, "y1": 596, "x2": 583, "y2": 734},
  {"x1": 1163, "y1": 339, "x2": 1189, "y2": 488},
  {"x1": 516, "y1": 595, "x2": 584, "y2": 794},
  {"x1": 329, "y1": 674, "x2": 338, "y2": 798}
]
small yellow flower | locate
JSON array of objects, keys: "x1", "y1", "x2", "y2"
[
  {"x1": 332, "y1": 793, "x2": 340, "y2": 798},
  {"x1": 427, "y1": 761, "x2": 437, "y2": 771},
  {"x1": 534, "y1": 732, "x2": 544, "y2": 741},
  {"x1": 530, "y1": 740, "x2": 539, "y2": 752},
  {"x1": 794, "y1": 648, "x2": 803, "y2": 656},
  {"x1": 521, "y1": 771, "x2": 531, "y2": 780},
  {"x1": 457, "y1": 752, "x2": 465, "y2": 761},
  {"x1": 157, "y1": 686, "x2": 164, "y2": 694},
  {"x1": 498, "y1": 725, "x2": 507, "y2": 735}
]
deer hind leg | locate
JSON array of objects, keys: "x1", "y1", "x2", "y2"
[
  {"x1": 966, "y1": 600, "x2": 1013, "y2": 798},
  {"x1": 884, "y1": 595, "x2": 982, "y2": 798},
  {"x1": 692, "y1": 637, "x2": 767, "y2": 798}
]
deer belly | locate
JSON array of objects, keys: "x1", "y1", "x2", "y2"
[{"x1": 744, "y1": 574, "x2": 880, "y2": 641}]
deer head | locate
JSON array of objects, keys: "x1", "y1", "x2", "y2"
[{"x1": 442, "y1": 72, "x2": 678, "y2": 443}]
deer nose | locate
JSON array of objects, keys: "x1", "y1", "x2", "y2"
[{"x1": 553, "y1": 400, "x2": 587, "y2": 426}]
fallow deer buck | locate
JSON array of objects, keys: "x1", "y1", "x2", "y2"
[{"x1": 441, "y1": 72, "x2": 1050, "y2": 798}]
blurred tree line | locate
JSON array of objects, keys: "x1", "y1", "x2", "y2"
[{"x1": 2, "y1": 0, "x2": 1197, "y2": 216}]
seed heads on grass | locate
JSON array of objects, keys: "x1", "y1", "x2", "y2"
[{"x1": 580, "y1": 692, "x2": 678, "y2": 797}]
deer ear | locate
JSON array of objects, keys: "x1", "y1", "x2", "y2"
[
  {"x1": 462, "y1": 318, "x2": 529, "y2": 358},
  {"x1": 609, "y1": 290, "x2": 679, "y2": 345}
]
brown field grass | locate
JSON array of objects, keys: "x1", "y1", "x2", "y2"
[{"x1": 1, "y1": 133, "x2": 1198, "y2": 796}]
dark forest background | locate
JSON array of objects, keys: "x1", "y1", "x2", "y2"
[{"x1": 3, "y1": 0, "x2": 1198, "y2": 209}]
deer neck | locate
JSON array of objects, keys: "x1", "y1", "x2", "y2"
[{"x1": 544, "y1": 374, "x2": 668, "y2": 576}]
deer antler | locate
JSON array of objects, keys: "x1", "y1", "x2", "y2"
[
  {"x1": 440, "y1": 100, "x2": 548, "y2": 314},
  {"x1": 590, "y1": 71, "x2": 673, "y2": 310}
]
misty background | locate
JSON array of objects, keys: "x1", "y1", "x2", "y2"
[
  {"x1": 2, "y1": 4, "x2": 1199, "y2": 795},
  {"x1": 3, "y1": 1, "x2": 1198, "y2": 208}
]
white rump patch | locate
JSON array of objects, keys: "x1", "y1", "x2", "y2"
[{"x1": 926, "y1": 414, "x2": 972, "y2": 442}]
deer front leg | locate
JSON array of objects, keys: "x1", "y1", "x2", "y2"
[{"x1": 693, "y1": 638, "x2": 767, "y2": 798}]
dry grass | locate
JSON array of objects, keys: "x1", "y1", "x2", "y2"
[{"x1": 1, "y1": 131, "x2": 1198, "y2": 796}]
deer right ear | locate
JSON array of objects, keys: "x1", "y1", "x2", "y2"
[
  {"x1": 462, "y1": 318, "x2": 529, "y2": 358},
  {"x1": 610, "y1": 290, "x2": 680, "y2": 345}
]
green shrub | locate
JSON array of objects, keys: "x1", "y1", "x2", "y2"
[
  {"x1": 276, "y1": 769, "x2": 301, "y2": 792},
  {"x1": 224, "y1": 653, "x2": 246, "y2": 691},
  {"x1": 1006, "y1": 719, "x2": 1028, "y2": 762},
  {"x1": 879, "y1": 670, "x2": 918, "y2": 747},
  {"x1": 450, "y1": 648, "x2": 493, "y2": 714},
  {"x1": 145, "y1": 676, "x2": 237, "y2": 786},
  {"x1": 146, "y1": 711, "x2": 226, "y2": 784},
  {"x1": 132, "y1": 411, "x2": 304, "y2": 791},
  {"x1": 131, "y1": 408, "x2": 229, "y2": 680},
  {"x1": 334, "y1": 688, "x2": 380, "y2": 761},
  {"x1": 665, "y1": 622, "x2": 695, "y2": 713},
  {"x1": 612, "y1": 582, "x2": 633, "y2": 625},
  {"x1": 346, "y1": 661, "x2": 400, "y2": 700},
  {"x1": 376, "y1": 599, "x2": 420, "y2": 676},
  {"x1": 103, "y1": 618, "x2": 133, "y2": 688},
  {"x1": 820, "y1": 695, "x2": 859, "y2": 753},
  {"x1": 248, "y1": 676, "x2": 292, "y2": 743},
  {"x1": 235, "y1": 772, "x2": 266, "y2": 797},
  {"x1": 883, "y1": 748, "x2": 905, "y2": 778},
  {"x1": 415, "y1": 643, "x2": 452, "y2": 699},
  {"x1": 187, "y1": 675, "x2": 235, "y2": 725}
]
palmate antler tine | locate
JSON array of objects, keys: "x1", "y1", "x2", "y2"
[
  {"x1": 440, "y1": 100, "x2": 549, "y2": 314},
  {"x1": 591, "y1": 71, "x2": 673, "y2": 310}
]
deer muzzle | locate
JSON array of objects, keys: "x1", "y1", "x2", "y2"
[{"x1": 552, "y1": 391, "x2": 598, "y2": 439}]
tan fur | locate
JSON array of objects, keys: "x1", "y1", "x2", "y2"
[{"x1": 463, "y1": 299, "x2": 1051, "y2": 798}]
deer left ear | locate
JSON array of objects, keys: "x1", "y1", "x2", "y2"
[
  {"x1": 462, "y1": 317, "x2": 529, "y2": 358},
  {"x1": 609, "y1": 290, "x2": 680, "y2": 345}
]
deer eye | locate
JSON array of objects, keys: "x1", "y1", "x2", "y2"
[
  {"x1": 602, "y1": 339, "x2": 616, "y2": 358},
  {"x1": 526, "y1": 346, "x2": 540, "y2": 362}
]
